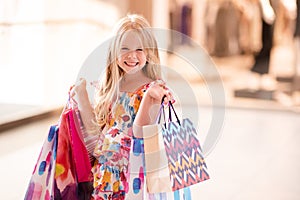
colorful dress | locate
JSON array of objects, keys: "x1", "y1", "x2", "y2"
[
  {"x1": 91, "y1": 83, "x2": 149, "y2": 200},
  {"x1": 24, "y1": 82, "x2": 193, "y2": 200}
]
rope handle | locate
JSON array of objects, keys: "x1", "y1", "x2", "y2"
[{"x1": 156, "y1": 95, "x2": 181, "y2": 127}]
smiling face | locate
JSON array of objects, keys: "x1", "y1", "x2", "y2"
[{"x1": 117, "y1": 31, "x2": 147, "y2": 74}]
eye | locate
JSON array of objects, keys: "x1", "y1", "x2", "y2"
[
  {"x1": 136, "y1": 48, "x2": 143, "y2": 51},
  {"x1": 121, "y1": 47, "x2": 129, "y2": 51}
]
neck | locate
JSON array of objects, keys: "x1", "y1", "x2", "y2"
[{"x1": 122, "y1": 69, "x2": 146, "y2": 83}]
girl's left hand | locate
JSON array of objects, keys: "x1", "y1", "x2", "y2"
[{"x1": 145, "y1": 80, "x2": 174, "y2": 104}]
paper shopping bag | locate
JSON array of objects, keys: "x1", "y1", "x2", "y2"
[
  {"x1": 24, "y1": 125, "x2": 59, "y2": 200},
  {"x1": 143, "y1": 124, "x2": 173, "y2": 193},
  {"x1": 162, "y1": 118, "x2": 210, "y2": 191},
  {"x1": 25, "y1": 107, "x2": 93, "y2": 200},
  {"x1": 144, "y1": 98, "x2": 210, "y2": 192}
]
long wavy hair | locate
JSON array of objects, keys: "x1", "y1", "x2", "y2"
[{"x1": 94, "y1": 14, "x2": 162, "y2": 130}]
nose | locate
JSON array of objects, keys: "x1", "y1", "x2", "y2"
[{"x1": 127, "y1": 50, "x2": 137, "y2": 59}]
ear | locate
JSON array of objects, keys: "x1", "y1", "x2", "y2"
[{"x1": 146, "y1": 53, "x2": 150, "y2": 63}]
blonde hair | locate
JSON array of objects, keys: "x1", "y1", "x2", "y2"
[{"x1": 94, "y1": 14, "x2": 161, "y2": 129}]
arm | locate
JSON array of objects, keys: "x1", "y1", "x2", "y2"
[
  {"x1": 71, "y1": 79, "x2": 100, "y2": 135},
  {"x1": 133, "y1": 81, "x2": 172, "y2": 138}
]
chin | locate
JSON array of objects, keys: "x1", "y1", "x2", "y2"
[{"x1": 125, "y1": 66, "x2": 143, "y2": 74}]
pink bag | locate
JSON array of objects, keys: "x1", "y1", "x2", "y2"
[
  {"x1": 68, "y1": 108, "x2": 92, "y2": 183},
  {"x1": 25, "y1": 100, "x2": 94, "y2": 199}
]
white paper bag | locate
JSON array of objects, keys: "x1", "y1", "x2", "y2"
[{"x1": 143, "y1": 124, "x2": 173, "y2": 193}]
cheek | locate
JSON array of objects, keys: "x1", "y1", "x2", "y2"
[
  {"x1": 118, "y1": 53, "x2": 124, "y2": 60},
  {"x1": 117, "y1": 54, "x2": 126, "y2": 64},
  {"x1": 138, "y1": 53, "x2": 147, "y2": 62},
  {"x1": 116, "y1": 57, "x2": 121, "y2": 66}
]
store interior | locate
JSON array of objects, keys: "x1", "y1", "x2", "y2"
[
  {"x1": 1, "y1": 0, "x2": 300, "y2": 128},
  {"x1": 0, "y1": 0, "x2": 300, "y2": 199}
]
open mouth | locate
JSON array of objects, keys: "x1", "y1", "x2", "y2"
[{"x1": 124, "y1": 61, "x2": 139, "y2": 67}]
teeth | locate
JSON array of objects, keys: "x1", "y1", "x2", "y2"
[{"x1": 125, "y1": 62, "x2": 138, "y2": 66}]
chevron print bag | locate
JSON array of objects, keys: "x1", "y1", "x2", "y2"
[
  {"x1": 144, "y1": 99, "x2": 210, "y2": 192},
  {"x1": 162, "y1": 101, "x2": 210, "y2": 191}
]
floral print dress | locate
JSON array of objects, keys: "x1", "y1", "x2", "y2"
[{"x1": 91, "y1": 83, "x2": 149, "y2": 200}]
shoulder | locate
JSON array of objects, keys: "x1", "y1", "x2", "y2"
[
  {"x1": 135, "y1": 79, "x2": 169, "y2": 96},
  {"x1": 133, "y1": 81, "x2": 152, "y2": 96}
]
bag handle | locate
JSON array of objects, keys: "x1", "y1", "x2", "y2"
[
  {"x1": 156, "y1": 95, "x2": 181, "y2": 127},
  {"x1": 168, "y1": 99, "x2": 181, "y2": 126},
  {"x1": 156, "y1": 95, "x2": 167, "y2": 126},
  {"x1": 55, "y1": 86, "x2": 78, "y2": 126}
]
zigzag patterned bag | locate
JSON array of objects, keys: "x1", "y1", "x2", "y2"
[
  {"x1": 144, "y1": 99, "x2": 210, "y2": 192},
  {"x1": 163, "y1": 101, "x2": 210, "y2": 191}
]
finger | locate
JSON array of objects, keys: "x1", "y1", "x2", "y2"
[
  {"x1": 70, "y1": 90, "x2": 76, "y2": 98},
  {"x1": 155, "y1": 79, "x2": 165, "y2": 85},
  {"x1": 162, "y1": 91, "x2": 172, "y2": 104},
  {"x1": 78, "y1": 78, "x2": 87, "y2": 86}
]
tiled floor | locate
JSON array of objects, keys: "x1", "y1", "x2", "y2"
[
  {"x1": 197, "y1": 107, "x2": 300, "y2": 200},
  {"x1": 0, "y1": 114, "x2": 59, "y2": 200},
  {"x1": 0, "y1": 106, "x2": 299, "y2": 199}
]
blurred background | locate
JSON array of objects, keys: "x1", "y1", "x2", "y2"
[{"x1": 0, "y1": 0, "x2": 300, "y2": 199}]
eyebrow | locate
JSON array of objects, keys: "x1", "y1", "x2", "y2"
[{"x1": 120, "y1": 46, "x2": 143, "y2": 49}]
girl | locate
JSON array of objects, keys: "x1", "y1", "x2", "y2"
[{"x1": 72, "y1": 14, "x2": 175, "y2": 199}]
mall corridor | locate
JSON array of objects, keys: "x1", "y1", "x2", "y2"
[
  {"x1": 0, "y1": 105, "x2": 299, "y2": 199},
  {"x1": 1, "y1": 0, "x2": 300, "y2": 199},
  {"x1": 1, "y1": 45, "x2": 300, "y2": 199}
]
